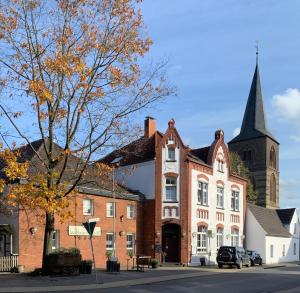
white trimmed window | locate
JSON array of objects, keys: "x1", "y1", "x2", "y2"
[
  {"x1": 126, "y1": 233, "x2": 134, "y2": 250},
  {"x1": 197, "y1": 226, "x2": 207, "y2": 253},
  {"x1": 217, "y1": 187, "x2": 224, "y2": 208},
  {"x1": 231, "y1": 228, "x2": 239, "y2": 246},
  {"x1": 216, "y1": 228, "x2": 223, "y2": 249},
  {"x1": 218, "y1": 161, "x2": 224, "y2": 172},
  {"x1": 294, "y1": 243, "x2": 297, "y2": 255},
  {"x1": 282, "y1": 244, "x2": 285, "y2": 256},
  {"x1": 127, "y1": 205, "x2": 134, "y2": 219},
  {"x1": 231, "y1": 191, "x2": 239, "y2": 211},
  {"x1": 106, "y1": 233, "x2": 114, "y2": 250},
  {"x1": 165, "y1": 177, "x2": 177, "y2": 202},
  {"x1": 198, "y1": 181, "x2": 208, "y2": 206},
  {"x1": 294, "y1": 223, "x2": 297, "y2": 234},
  {"x1": 51, "y1": 230, "x2": 59, "y2": 251},
  {"x1": 270, "y1": 244, "x2": 274, "y2": 258},
  {"x1": 167, "y1": 147, "x2": 175, "y2": 161},
  {"x1": 106, "y1": 202, "x2": 115, "y2": 218},
  {"x1": 83, "y1": 199, "x2": 93, "y2": 215}
]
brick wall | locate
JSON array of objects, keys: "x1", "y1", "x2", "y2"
[{"x1": 18, "y1": 193, "x2": 141, "y2": 271}]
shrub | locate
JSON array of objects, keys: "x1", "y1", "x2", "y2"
[
  {"x1": 150, "y1": 258, "x2": 159, "y2": 268},
  {"x1": 106, "y1": 250, "x2": 113, "y2": 260}
]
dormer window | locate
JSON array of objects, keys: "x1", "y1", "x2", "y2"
[{"x1": 167, "y1": 147, "x2": 176, "y2": 161}]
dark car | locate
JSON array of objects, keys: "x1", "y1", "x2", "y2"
[
  {"x1": 247, "y1": 250, "x2": 263, "y2": 266},
  {"x1": 217, "y1": 246, "x2": 250, "y2": 269}
]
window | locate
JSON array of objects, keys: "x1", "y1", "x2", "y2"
[
  {"x1": 216, "y1": 228, "x2": 223, "y2": 249},
  {"x1": 106, "y1": 202, "x2": 115, "y2": 218},
  {"x1": 167, "y1": 147, "x2": 175, "y2": 161},
  {"x1": 294, "y1": 243, "x2": 297, "y2": 255},
  {"x1": 126, "y1": 234, "x2": 134, "y2": 250},
  {"x1": 231, "y1": 191, "x2": 239, "y2": 211},
  {"x1": 127, "y1": 205, "x2": 134, "y2": 219},
  {"x1": 165, "y1": 177, "x2": 177, "y2": 202},
  {"x1": 217, "y1": 187, "x2": 224, "y2": 208},
  {"x1": 294, "y1": 223, "x2": 297, "y2": 235},
  {"x1": 231, "y1": 228, "x2": 239, "y2": 246},
  {"x1": 270, "y1": 244, "x2": 274, "y2": 258},
  {"x1": 106, "y1": 233, "x2": 114, "y2": 250},
  {"x1": 218, "y1": 161, "x2": 224, "y2": 172},
  {"x1": 197, "y1": 226, "x2": 207, "y2": 253},
  {"x1": 198, "y1": 181, "x2": 208, "y2": 205},
  {"x1": 83, "y1": 199, "x2": 93, "y2": 215},
  {"x1": 270, "y1": 146, "x2": 276, "y2": 169},
  {"x1": 270, "y1": 174, "x2": 276, "y2": 203},
  {"x1": 282, "y1": 244, "x2": 286, "y2": 256},
  {"x1": 51, "y1": 230, "x2": 59, "y2": 251}
]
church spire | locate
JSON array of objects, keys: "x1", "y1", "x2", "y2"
[{"x1": 230, "y1": 55, "x2": 277, "y2": 143}]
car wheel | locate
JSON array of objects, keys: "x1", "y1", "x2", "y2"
[
  {"x1": 236, "y1": 261, "x2": 241, "y2": 269},
  {"x1": 218, "y1": 263, "x2": 223, "y2": 268},
  {"x1": 246, "y1": 260, "x2": 251, "y2": 268},
  {"x1": 251, "y1": 260, "x2": 254, "y2": 266},
  {"x1": 259, "y1": 261, "x2": 262, "y2": 266}
]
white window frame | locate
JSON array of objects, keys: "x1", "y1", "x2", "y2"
[
  {"x1": 231, "y1": 191, "x2": 239, "y2": 211},
  {"x1": 231, "y1": 229, "x2": 239, "y2": 246},
  {"x1": 167, "y1": 147, "x2": 176, "y2": 161},
  {"x1": 216, "y1": 228, "x2": 223, "y2": 249},
  {"x1": 217, "y1": 187, "x2": 224, "y2": 209},
  {"x1": 165, "y1": 177, "x2": 177, "y2": 202},
  {"x1": 106, "y1": 233, "x2": 114, "y2": 250},
  {"x1": 83, "y1": 199, "x2": 93, "y2": 216},
  {"x1": 127, "y1": 205, "x2": 135, "y2": 219},
  {"x1": 198, "y1": 181, "x2": 208, "y2": 206},
  {"x1": 126, "y1": 233, "x2": 134, "y2": 250},
  {"x1": 106, "y1": 202, "x2": 115, "y2": 218},
  {"x1": 197, "y1": 226, "x2": 207, "y2": 253}
]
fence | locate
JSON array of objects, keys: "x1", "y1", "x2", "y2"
[{"x1": 0, "y1": 255, "x2": 19, "y2": 272}]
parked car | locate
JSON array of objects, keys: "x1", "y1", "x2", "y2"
[
  {"x1": 247, "y1": 250, "x2": 263, "y2": 266},
  {"x1": 216, "y1": 246, "x2": 250, "y2": 269}
]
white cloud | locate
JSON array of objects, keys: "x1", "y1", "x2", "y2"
[
  {"x1": 272, "y1": 88, "x2": 300, "y2": 142},
  {"x1": 233, "y1": 127, "x2": 240, "y2": 137}
]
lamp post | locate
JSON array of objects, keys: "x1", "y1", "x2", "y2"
[{"x1": 111, "y1": 157, "x2": 123, "y2": 259}]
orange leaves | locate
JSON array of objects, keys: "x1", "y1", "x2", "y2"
[{"x1": 28, "y1": 80, "x2": 53, "y2": 104}]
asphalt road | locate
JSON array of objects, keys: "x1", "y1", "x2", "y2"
[{"x1": 81, "y1": 269, "x2": 300, "y2": 293}]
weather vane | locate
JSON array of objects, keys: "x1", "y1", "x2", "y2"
[{"x1": 255, "y1": 40, "x2": 259, "y2": 64}]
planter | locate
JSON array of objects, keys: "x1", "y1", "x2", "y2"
[
  {"x1": 106, "y1": 260, "x2": 120, "y2": 273},
  {"x1": 46, "y1": 252, "x2": 81, "y2": 275},
  {"x1": 17, "y1": 265, "x2": 24, "y2": 273}
]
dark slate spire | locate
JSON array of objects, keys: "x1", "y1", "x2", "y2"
[{"x1": 230, "y1": 62, "x2": 277, "y2": 143}]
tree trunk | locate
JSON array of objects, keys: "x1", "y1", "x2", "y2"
[{"x1": 42, "y1": 211, "x2": 55, "y2": 274}]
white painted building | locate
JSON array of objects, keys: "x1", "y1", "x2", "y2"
[{"x1": 246, "y1": 204, "x2": 300, "y2": 264}]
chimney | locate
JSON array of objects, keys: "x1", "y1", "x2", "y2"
[{"x1": 144, "y1": 116, "x2": 156, "y2": 138}]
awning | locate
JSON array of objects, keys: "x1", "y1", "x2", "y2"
[{"x1": 0, "y1": 224, "x2": 13, "y2": 235}]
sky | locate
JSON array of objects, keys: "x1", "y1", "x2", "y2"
[{"x1": 137, "y1": 0, "x2": 300, "y2": 209}]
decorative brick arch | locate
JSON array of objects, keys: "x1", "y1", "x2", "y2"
[
  {"x1": 162, "y1": 218, "x2": 181, "y2": 226},
  {"x1": 216, "y1": 223, "x2": 224, "y2": 229},
  {"x1": 197, "y1": 174, "x2": 209, "y2": 181},
  {"x1": 216, "y1": 180, "x2": 225, "y2": 186},
  {"x1": 197, "y1": 221, "x2": 208, "y2": 227},
  {"x1": 164, "y1": 172, "x2": 179, "y2": 178},
  {"x1": 231, "y1": 225, "x2": 239, "y2": 230},
  {"x1": 231, "y1": 184, "x2": 240, "y2": 190}
]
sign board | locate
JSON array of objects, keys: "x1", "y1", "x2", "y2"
[
  {"x1": 83, "y1": 221, "x2": 97, "y2": 236},
  {"x1": 68, "y1": 225, "x2": 101, "y2": 236},
  {"x1": 88, "y1": 218, "x2": 100, "y2": 222}
]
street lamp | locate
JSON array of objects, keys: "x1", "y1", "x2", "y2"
[{"x1": 111, "y1": 156, "x2": 123, "y2": 258}]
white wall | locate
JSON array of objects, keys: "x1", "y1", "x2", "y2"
[
  {"x1": 116, "y1": 160, "x2": 155, "y2": 199},
  {"x1": 245, "y1": 209, "x2": 266, "y2": 262},
  {"x1": 190, "y1": 146, "x2": 244, "y2": 265}
]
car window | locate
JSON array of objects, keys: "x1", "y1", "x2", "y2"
[{"x1": 219, "y1": 247, "x2": 235, "y2": 254}]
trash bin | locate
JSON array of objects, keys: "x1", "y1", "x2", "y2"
[{"x1": 106, "y1": 260, "x2": 120, "y2": 272}]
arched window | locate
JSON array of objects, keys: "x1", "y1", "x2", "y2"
[
  {"x1": 197, "y1": 226, "x2": 207, "y2": 253},
  {"x1": 231, "y1": 228, "x2": 239, "y2": 246},
  {"x1": 270, "y1": 146, "x2": 276, "y2": 169},
  {"x1": 270, "y1": 174, "x2": 276, "y2": 203},
  {"x1": 216, "y1": 228, "x2": 223, "y2": 248}
]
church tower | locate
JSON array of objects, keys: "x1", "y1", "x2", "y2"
[{"x1": 228, "y1": 59, "x2": 279, "y2": 208}]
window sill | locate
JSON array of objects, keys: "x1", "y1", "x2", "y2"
[
  {"x1": 163, "y1": 201, "x2": 179, "y2": 203},
  {"x1": 83, "y1": 214, "x2": 93, "y2": 216},
  {"x1": 216, "y1": 207, "x2": 224, "y2": 210},
  {"x1": 217, "y1": 170, "x2": 224, "y2": 173},
  {"x1": 231, "y1": 209, "x2": 240, "y2": 212},
  {"x1": 197, "y1": 203, "x2": 209, "y2": 207},
  {"x1": 166, "y1": 160, "x2": 177, "y2": 163}
]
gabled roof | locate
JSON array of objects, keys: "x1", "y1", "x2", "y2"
[
  {"x1": 276, "y1": 208, "x2": 296, "y2": 226},
  {"x1": 229, "y1": 64, "x2": 277, "y2": 144},
  {"x1": 248, "y1": 203, "x2": 291, "y2": 238},
  {"x1": 0, "y1": 139, "x2": 140, "y2": 201}
]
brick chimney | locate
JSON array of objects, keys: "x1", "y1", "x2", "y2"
[{"x1": 144, "y1": 116, "x2": 156, "y2": 138}]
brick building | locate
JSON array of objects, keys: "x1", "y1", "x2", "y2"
[
  {"x1": 0, "y1": 140, "x2": 142, "y2": 271},
  {"x1": 102, "y1": 118, "x2": 247, "y2": 265}
]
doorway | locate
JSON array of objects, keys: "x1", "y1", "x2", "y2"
[{"x1": 162, "y1": 223, "x2": 180, "y2": 262}]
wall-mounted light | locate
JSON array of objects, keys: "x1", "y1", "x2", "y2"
[
  {"x1": 192, "y1": 232, "x2": 197, "y2": 238},
  {"x1": 29, "y1": 227, "x2": 37, "y2": 235},
  {"x1": 181, "y1": 231, "x2": 186, "y2": 238},
  {"x1": 120, "y1": 215, "x2": 124, "y2": 222},
  {"x1": 119, "y1": 230, "x2": 125, "y2": 237}
]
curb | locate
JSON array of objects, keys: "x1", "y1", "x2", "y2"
[
  {"x1": 0, "y1": 271, "x2": 218, "y2": 293},
  {"x1": 264, "y1": 265, "x2": 286, "y2": 269}
]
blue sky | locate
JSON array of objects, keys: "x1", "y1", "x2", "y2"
[{"x1": 138, "y1": 0, "x2": 300, "y2": 208}]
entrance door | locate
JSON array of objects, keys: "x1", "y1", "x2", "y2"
[{"x1": 162, "y1": 223, "x2": 180, "y2": 262}]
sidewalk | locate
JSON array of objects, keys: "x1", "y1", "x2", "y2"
[{"x1": 0, "y1": 267, "x2": 218, "y2": 292}]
